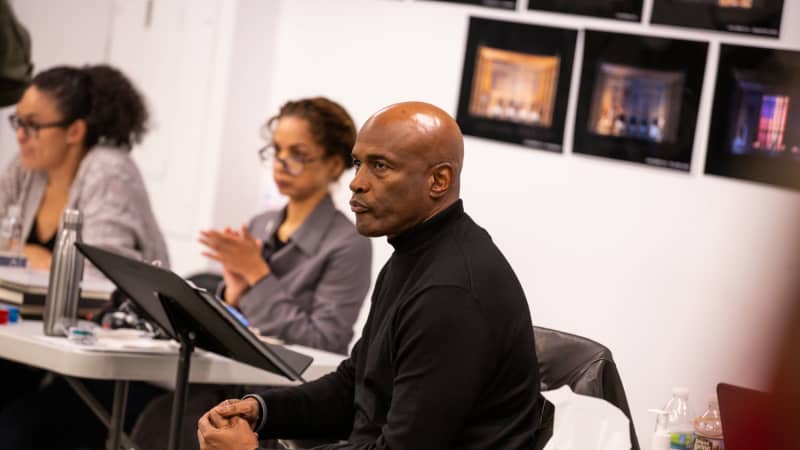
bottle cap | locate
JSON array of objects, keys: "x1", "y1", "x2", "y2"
[
  {"x1": 61, "y1": 209, "x2": 82, "y2": 228},
  {"x1": 6, "y1": 306, "x2": 19, "y2": 323},
  {"x1": 672, "y1": 387, "x2": 689, "y2": 396}
]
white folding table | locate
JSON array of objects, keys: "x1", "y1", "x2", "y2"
[{"x1": 0, "y1": 321, "x2": 343, "y2": 450}]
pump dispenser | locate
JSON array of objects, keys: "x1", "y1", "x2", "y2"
[{"x1": 650, "y1": 409, "x2": 672, "y2": 450}]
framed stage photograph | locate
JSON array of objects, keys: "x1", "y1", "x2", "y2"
[
  {"x1": 651, "y1": 0, "x2": 784, "y2": 37},
  {"x1": 455, "y1": 17, "x2": 577, "y2": 152},
  {"x1": 527, "y1": 0, "x2": 643, "y2": 22},
  {"x1": 421, "y1": 0, "x2": 517, "y2": 10},
  {"x1": 572, "y1": 30, "x2": 708, "y2": 171},
  {"x1": 705, "y1": 44, "x2": 800, "y2": 190}
]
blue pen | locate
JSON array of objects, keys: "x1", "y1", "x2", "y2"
[{"x1": 224, "y1": 304, "x2": 250, "y2": 327}]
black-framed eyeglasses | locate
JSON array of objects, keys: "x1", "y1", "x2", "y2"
[
  {"x1": 258, "y1": 144, "x2": 321, "y2": 176},
  {"x1": 8, "y1": 114, "x2": 72, "y2": 139}
]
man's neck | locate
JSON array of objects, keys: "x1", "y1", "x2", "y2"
[
  {"x1": 422, "y1": 196, "x2": 458, "y2": 224},
  {"x1": 387, "y1": 197, "x2": 461, "y2": 241}
]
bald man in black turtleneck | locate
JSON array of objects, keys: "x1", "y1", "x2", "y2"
[{"x1": 197, "y1": 102, "x2": 541, "y2": 450}]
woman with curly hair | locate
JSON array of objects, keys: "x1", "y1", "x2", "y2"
[
  {"x1": 0, "y1": 64, "x2": 168, "y2": 450},
  {"x1": 1, "y1": 64, "x2": 168, "y2": 269}
]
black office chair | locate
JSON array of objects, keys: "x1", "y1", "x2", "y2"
[
  {"x1": 185, "y1": 271, "x2": 223, "y2": 294},
  {"x1": 281, "y1": 326, "x2": 643, "y2": 450},
  {"x1": 533, "y1": 326, "x2": 640, "y2": 450}
]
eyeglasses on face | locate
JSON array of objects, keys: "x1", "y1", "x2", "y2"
[
  {"x1": 8, "y1": 114, "x2": 72, "y2": 139},
  {"x1": 258, "y1": 144, "x2": 322, "y2": 176}
]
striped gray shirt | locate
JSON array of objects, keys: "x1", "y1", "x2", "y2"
[{"x1": 0, "y1": 146, "x2": 170, "y2": 268}]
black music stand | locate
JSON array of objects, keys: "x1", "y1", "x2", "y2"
[{"x1": 77, "y1": 243, "x2": 313, "y2": 450}]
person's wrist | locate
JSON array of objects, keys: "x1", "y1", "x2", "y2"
[
  {"x1": 244, "y1": 262, "x2": 271, "y2": 286},
  {"x1": 242, "y1": 395, "x2": 267, "y2": 432},
  {"x1": 223, "y1": 287, "x2": 242, "y2": 305}
]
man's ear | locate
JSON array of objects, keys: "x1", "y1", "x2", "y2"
[
  {"x1": 65, "y1": 118, "x2": 87, "y2": 145},
  {"x1": 429, "y1": 163, "x2": 453, "y2": 199}
]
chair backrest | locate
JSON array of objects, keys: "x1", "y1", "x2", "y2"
[
  {"x1": 533, "y1": 326, "x2": 640, "y2": 450},
  {"x1": 185, "y1": 272, "x2": 223, "y2": 294}
]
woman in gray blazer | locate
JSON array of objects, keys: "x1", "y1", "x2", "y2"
[
  {"x1": 199, "y1": 97, "x2": 372, "y2": 356},
  {"x1": 131, "y1": 98, "x2": 373, "y2": 450},
  {"x1": 1, "y1": 64, "x2": 169, "y2": 269}
]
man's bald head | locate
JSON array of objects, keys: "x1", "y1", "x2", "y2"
[
  {"x1": 349, "y1": 102, "x2": 465, "y2": 237},
  {"x1": 361, "y1": 101, "x2": 464, "y2": 182}
]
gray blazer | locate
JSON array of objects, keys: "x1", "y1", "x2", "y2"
[
  {"x1": 234, "y1": 195, "x2": 372, "y2": 355},
  {"x1": 0, "y1": 146, "x2": 170, "y2": 268}
]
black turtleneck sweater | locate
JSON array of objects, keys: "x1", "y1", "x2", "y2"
[{"x1": 256, "y1": 200, "x2": 540, "y2": 450}]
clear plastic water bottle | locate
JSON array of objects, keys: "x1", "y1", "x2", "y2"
[
  {"x1": 0, "y1": 204, "x2": 23, "y2": 254},
  {"x1": 693, "y1": 396, "x2": 724, "y2": 450},
  {"x1": 43, "y1": 209, "x2": 84, "y2": 336},
  {"x1": 665, "y1": 387, "x2": 695, "y2": 450}
]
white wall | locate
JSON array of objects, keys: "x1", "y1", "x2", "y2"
[
  {"x1": 0, "y1": 0, "x2": 113, "y2": 172},
  {"x1": 103, "y1": 0, "x2": 239, "y2": 272},
  {"x1": 6, "y1": 0, "x2": 800, "y2": 446},
  {"x1": 209, "y1": 0, "x2": 282, "y2": 228},
  {"x1": 4, "y1": 0, "x2": 247, "y2": 274},
  {"x1": 258, "y1": 0, "x2": 800, "y2": 445}
]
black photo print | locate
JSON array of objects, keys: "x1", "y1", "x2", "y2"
[
  {"x1": 705, "y1": 44, "x2": 800, "y2": 190},
  {"x1": 573, "y1": 30, "x2": 708, "y2": 171},
  {"x1": 456, "y1": 17, "x2": 577, "y2": 152}
]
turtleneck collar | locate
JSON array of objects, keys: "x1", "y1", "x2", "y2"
[{"x1": 387, "y1": 199, "x2": 464, "y2": 252}]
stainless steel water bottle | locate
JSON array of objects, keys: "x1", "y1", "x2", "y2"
[{"x1": 43, "y1": 209, "x2": 84, "y2": 336}]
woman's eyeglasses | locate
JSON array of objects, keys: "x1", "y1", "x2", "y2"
[
  {"x1": 258, "y1": 145, "x2": 321, "y2": 176},
  {"x1": 8, "y1": 114, "x2": 72, "y2": 139}
]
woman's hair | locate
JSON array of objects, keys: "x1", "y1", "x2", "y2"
[
  {"x1": 31, "y1": 64, "x2": 148, "y2": 150},
  {"x1": 265, "y1": 97, "x2": 357, "y2": 169}
]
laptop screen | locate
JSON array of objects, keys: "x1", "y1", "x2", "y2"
[{"x1": 717, "y1": 382, "x2": 777, "y2": 450}]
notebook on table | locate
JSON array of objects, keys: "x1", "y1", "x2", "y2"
[{"x1": 0, "y1": 266, "x2": 113, "y2": 316}]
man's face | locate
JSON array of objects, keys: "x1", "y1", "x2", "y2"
[{"x1": 349, "y1": 128, "x2": 431, "y2": 238}]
